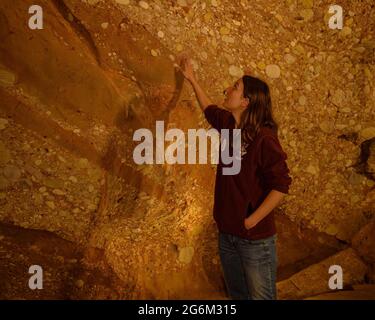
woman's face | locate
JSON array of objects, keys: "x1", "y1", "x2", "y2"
[{"x1": 223, "y1": 78, "x2": 249, "y2": 111}]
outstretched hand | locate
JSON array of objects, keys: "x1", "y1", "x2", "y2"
[{"x1": 176, "y1": 54, "x2": 196, "y2": 83}]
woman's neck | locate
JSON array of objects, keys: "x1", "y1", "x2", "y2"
[{"x1": 232, "y1": 112, "x2": 242, "y2": 129}]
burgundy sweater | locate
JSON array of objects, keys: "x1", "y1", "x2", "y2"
[{"x1": 204, "y1": 104, "x2": 292, "y2": 240}]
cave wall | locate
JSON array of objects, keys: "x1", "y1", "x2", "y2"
[{"x1": 0, "y1": 0, "x2": 374, "y2": 299}]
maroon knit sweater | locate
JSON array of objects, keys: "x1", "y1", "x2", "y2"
[{"x1": 204, "y1": 104, "x2": 292, "y2": 240}]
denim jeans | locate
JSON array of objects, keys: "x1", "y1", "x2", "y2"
[{"x1": 218, "y1": 232, "x2": 278, "y2": 300}]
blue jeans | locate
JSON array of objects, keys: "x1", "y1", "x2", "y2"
[{"x1": 218, "y1": 232, "x2": 278, "y2": 300}]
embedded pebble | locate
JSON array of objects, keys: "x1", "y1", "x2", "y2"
[
  {"x1": 299, "y1": 95, "x2": 307, "y2": 106},
  {"x1": 265, "y1": 64, "x2": 281, "y2": 78},
  {"x1": 3, "y1": 165, "x2": 21, "y2": 181},
  {"x1": 138, "y1": 1, "x2": 149, "y2": 9},
  {"x1": 115, "y1": 0, "x2": 129, "y2": 4},
  {"x1": 178, "y1": 246, "x2": 194, "y2": 264},
  {"x1": 75, "y1": 279, "x2": 85, "y2": 288},
  {"x1": 46, "y1": 201, "x2": 56, "y2": 210},
  {"x1": 228, "y1": 65, "x2": 244, "y2": 78},
  {"x1": 0, "y1": 67, "x2": 16, "y2": 86},
  {"x1": 0, "y1": 118, "x2": 9, "y2": 130},
  {"x1": 284, "y1": 54, "x2": 296, "y2": 64}
]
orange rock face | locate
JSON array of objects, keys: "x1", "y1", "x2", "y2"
[{"x1": 0, "y1": 0, "x2": 374, "y2": 299}]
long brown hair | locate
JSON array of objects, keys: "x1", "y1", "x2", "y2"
[{"x1": 239, "y1": 75, "x2": 278, "y2": 146}]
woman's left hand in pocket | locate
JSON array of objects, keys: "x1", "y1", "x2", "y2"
[{"x1": 244, "y1": 215, "x2": 259, "y2": 230}]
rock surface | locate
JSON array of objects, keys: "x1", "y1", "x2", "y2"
[
  {"x1": 277, "y1": 248, "x2": 368, "y2": 299},
  {"x1": 0, "y1": 0, "x2": 374, "y2": 299}
]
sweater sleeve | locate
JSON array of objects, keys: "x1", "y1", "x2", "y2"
[
  {"x1": 257, "y1": 134, "x2": 292, "y2": 194},
  {"x1": 204, "y1": 104, "x2": 231, "y2": 131}
]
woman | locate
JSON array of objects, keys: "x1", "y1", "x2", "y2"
[{"x1": 177, "y1": 56, "x2": 292, "y2": 300}]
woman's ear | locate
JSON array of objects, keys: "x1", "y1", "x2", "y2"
[{"x1": 242, "y1": 96, "x2": 250, "y2": 108}]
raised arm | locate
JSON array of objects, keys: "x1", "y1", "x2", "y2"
[{"x1": 176, "y1": 55, "x2": 213, "y2": 112}]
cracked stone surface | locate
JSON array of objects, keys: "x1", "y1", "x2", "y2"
[{"x1": 0, "y1": 0, "x2": 374, "y2": 299}]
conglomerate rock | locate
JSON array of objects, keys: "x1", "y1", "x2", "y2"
[
  {"x1": 277, "y1": 248, "x2": 368, "y2": 300},
  {"x1": 0, "y1": 0, "x2": 374, "y2": 299}
]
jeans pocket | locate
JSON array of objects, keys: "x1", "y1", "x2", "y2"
[{"x1": 240, "y1": 241, "x2": 270, "y2": 264}]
